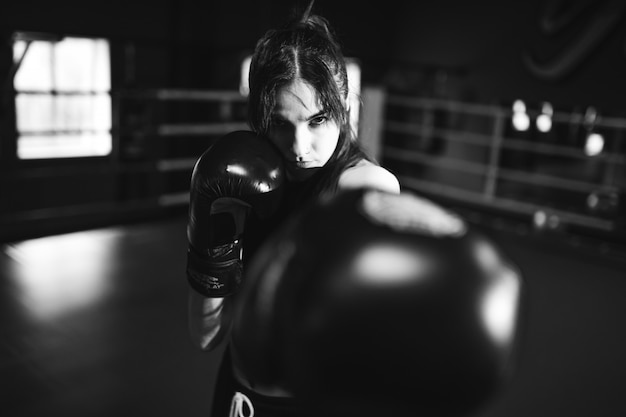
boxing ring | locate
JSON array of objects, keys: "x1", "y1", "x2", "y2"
[
  {"x1": 2, "y1": 87, "x2": 626, "y2": 416},
  {"x1": 113, "y1": 89, "x2": 250, "y2": 207},
  {"x1": 363, "y1": 94, "x2": 623, "y2": 264}
]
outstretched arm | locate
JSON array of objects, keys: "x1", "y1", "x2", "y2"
[{"x1": 338, "y1": 161, "x2": 400, "y2": 194}]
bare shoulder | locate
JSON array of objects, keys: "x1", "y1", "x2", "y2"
[{"x1": 338, "y1": 160, "x2": 400, "y2": 194}]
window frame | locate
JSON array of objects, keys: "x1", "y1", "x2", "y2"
[{"x1": 8, "y1": 31, "x2": 115, "y2": 164}]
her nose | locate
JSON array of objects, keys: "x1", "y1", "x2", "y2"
[{"x1": 292, "y1": 127, "x2": 312, "y2": 159}]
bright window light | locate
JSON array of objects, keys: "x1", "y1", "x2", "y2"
[
  {"x1": 512, "y1": 111, "x2": 530, "y2": 131},
  {"x1": 512, "y1": 99, "x2": 526, "y2": 114},
  {"x1": 536, "y1": 102, "x2": 553, "y2": 133},
  {"x1": 13, "y1": 34, "x2": 112, "y2": 159},
  {"x1": 585, "y1": 132, "x2": 604, "y2": 156},
  {"x1": 346, "y1": 58, "x2": 361, "y2": 135},
  {"x1": 239, "y1": 55, "x2": 252, "y2": 97},
  {"x1": 511, "y1": 99, "x2": 530, "y2": 131}
]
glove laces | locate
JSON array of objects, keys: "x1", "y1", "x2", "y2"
[{"x1": 229, "y1": 391, "x2": 254, "y2": 417}]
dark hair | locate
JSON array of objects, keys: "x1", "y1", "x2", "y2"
[{"x1": 247, "y1": 0, "x2": 371, "y2": 199}]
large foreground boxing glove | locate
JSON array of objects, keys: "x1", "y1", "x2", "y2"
[
  {"x1": 232, "y1": 189, "x2": 523, "y2": 417},
  {"x1": 186, "y1": 131, "x2": 284, "y2": 297}
]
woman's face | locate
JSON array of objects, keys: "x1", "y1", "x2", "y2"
[{"x1": 268, "y1": 79, "x2": 341, "y2": 181}]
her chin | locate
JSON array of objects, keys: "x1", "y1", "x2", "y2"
[{"x1": 287, "y1": 166, "x2": 322, "y2": 182}]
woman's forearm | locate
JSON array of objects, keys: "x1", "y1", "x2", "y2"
[{"x1": 188, "y1": 288, "x2": 232, "y2": 351}]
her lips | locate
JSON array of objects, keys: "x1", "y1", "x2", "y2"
[{"x1": 293, "y1": 160, "x2": 314, "y2": 169}]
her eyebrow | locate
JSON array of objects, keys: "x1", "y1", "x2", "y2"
[
  {"x1": 270, "y1": 110, "x2": 327, "y2": 122},
  {"x1": 307, "y1": 111, "x2": 327, "y2": 121}
]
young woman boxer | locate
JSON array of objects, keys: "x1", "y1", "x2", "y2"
[{"x1": 185, "y1": 1, "x2": 399, "y2": 415}]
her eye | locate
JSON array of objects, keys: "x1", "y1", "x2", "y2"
[
  {"x1": 271, "y1": 118, "x2": 287, "y2": 127},
  {"x1": 310, "y1": 116, "x2": 328, "y2": 126}
]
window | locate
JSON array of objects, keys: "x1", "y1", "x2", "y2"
[{"x1": 12, "y1": 33, "x2": 112, "y2": 159}]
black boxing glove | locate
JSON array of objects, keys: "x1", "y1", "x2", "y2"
[
  {"x1": 232, "y1": 189, "x2": 523, "y2": 416},
  {"x1": 186, "y1": 131, "x2": 285, "y2": 297}
]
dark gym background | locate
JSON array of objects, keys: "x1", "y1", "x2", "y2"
[{"x1": 1, "y1": 1, "x2": 625, "y2": 416}]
